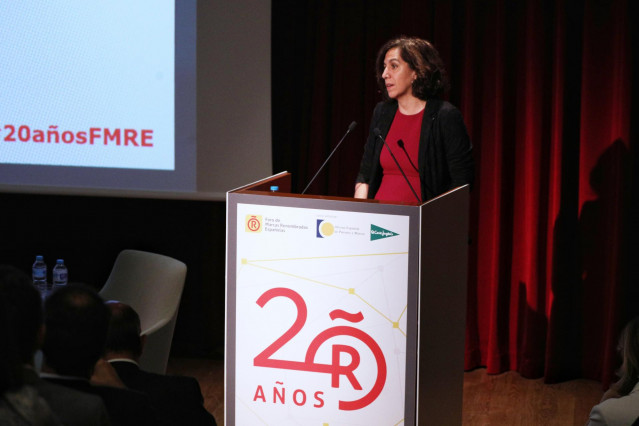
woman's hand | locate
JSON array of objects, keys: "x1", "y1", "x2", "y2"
[{"x1": 354, "y1": 183, "x2": 369, "y2": 199}]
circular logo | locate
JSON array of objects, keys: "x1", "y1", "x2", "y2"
[
  {"x1": 247, "y1": 216, "x2": 261, "y2": 232},
  {"x1": 319, "y1": 221, "x2": 334, "y2": 237}
]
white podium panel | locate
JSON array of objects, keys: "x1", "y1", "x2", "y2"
[{"x1": 234, "y1": 203, "x2": 410, "y2": 425}]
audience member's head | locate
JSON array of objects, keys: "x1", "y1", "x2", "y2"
[
  {"x1": 617, "y1": 316, "x2": 639, "y2": 395},
  {"x1": 43, "y1": 284, "x2": 110, "y2": 378},
  {"x1": 104, "y1": 301, "x2": 144, "y2": 360},
  {"x1": 0, "y1": 265, "x2": 42, "y2": 365},
  {"x1": 0, "y1": 277, "x2": 22, "y2": 394},
  {"x1": 1, "y1": 275, "x2": 62, "y2": 424}
]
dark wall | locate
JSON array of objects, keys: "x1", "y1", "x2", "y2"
[{"x1": 0, "y1": 192, "x2": 226, "y2": 358}]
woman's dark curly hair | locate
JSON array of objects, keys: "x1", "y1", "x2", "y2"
[{"x1": 376, "y1": 36, "x2": 450, "y2": 101}]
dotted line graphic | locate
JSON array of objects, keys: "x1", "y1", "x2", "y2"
[{"x1": 241, "y1": 252, "x2": 409, "y2": 336}]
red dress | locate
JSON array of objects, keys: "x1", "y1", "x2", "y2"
[{"x1": 374, "y1": 108, "x2": 424, "y2": 202}]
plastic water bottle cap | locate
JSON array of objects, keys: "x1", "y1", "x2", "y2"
[
  {"x1": 36, "y1": 255, "x2": 43, "y2": 261},
  {"x1": 270, "y1": 185, "x2": 279, "y2": 192},
  {"x1": 56, "y1": 259, "x2": 64, "y2": 264}
]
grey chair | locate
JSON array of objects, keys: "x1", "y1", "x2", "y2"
[{"x1": 99, "y1": 249, "x2": 187, "y2": 374}]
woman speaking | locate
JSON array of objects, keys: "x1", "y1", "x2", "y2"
[{"x1": 355, "y1": 36, "x2": 474, "y2": 203}]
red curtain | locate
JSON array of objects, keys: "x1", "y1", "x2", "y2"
[
  {"x1": 462, "y1": 0, "x2": 634, "y2": 386},
  {"x1": 272, "y1": 0, "x2": 637, "y2": 386}
]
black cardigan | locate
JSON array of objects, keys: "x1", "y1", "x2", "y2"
[{"x1": 356, "y1": 99, "x2": 474, "y2": 202}]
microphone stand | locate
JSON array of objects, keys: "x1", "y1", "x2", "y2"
[
  {"x1": 373, "y1": 129, "x2": 421, "y2": 203},
  {"x1": 398, "y1": 138, "x2": 433, "y2": 196},
  {"x1": 301, "y1": 121, "x2": 357, "y2": 195},
  {"x1": 397, "y1": 139, "x2": 419, "y2": 172}
]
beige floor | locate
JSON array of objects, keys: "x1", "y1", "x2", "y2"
[{"x1": 167, "y1": 358, "x2": 603, "y2": 426}]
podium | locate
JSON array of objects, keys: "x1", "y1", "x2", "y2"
[{"x1": 226, "y1": 172, "x2": 469, "y2": 425}]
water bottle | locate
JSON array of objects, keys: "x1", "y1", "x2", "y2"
[
  {"x1": 52, "y1": 259, "x2": 68, "y2": 290},
  {"x1": 32, "y1": 255, "x2": 47, "y2": 295}
]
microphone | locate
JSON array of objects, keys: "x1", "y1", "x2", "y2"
[
  {"x1": 397, "y1": 139, "x2": 418, "y2": 172},
  {"x1": 302, "y1": 121, "x2": 357, "y2": 195},
  {"x1": 373, "y1": 129, "x2": 421, "y2": 203}
]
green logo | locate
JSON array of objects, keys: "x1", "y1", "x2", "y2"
[{"x1": 370, "y1": 224, "x2": 399, "y2": 241}]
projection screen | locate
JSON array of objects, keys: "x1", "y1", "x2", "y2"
[{"x1": 0, "y1": 0, "x2": 272, "y2": 200}]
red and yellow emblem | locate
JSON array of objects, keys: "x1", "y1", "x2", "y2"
[{"x1": 245, "y1": 215, "x2": 263, "y2": 233}]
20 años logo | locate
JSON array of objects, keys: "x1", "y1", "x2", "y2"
[{"x1": 252, "y1": 287, "x2": 387, "y2": 411}]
